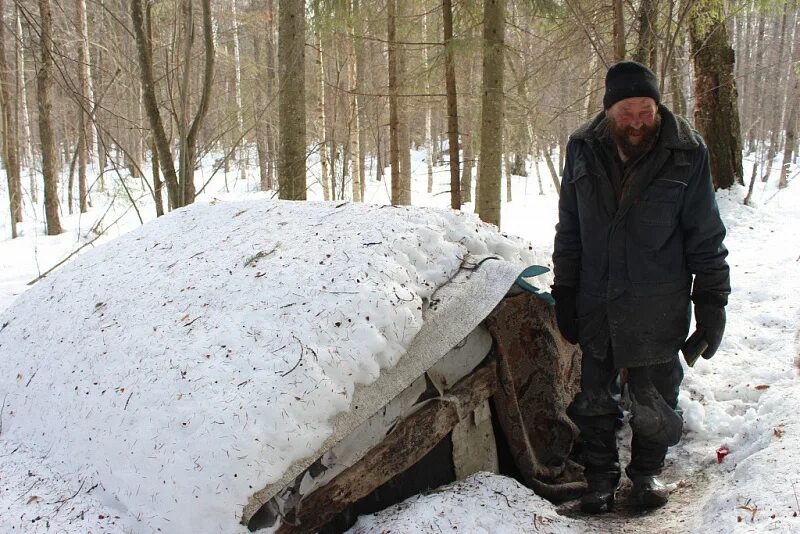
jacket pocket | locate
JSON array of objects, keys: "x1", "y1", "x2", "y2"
[{"x1": 625, "y1": 179, "x2": 686, "y2": 283}]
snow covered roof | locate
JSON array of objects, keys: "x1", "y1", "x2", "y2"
[{"x1": 0, "y1": 199, "x2": 539, "y2": 532}]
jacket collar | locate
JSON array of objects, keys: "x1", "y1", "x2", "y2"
[{"x1": 570, "y1": 105, "x2": 698, "y2": 152}]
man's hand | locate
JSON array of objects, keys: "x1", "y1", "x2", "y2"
[
  {"x1": 551, "y1": 285, "x2": 579, "y2": 344},
  {"x1": 683, "y1": 304, "x2": 726, "y2": 364}
]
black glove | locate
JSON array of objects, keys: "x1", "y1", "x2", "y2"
[
  {"x1": 683, "y1": 303, "x2": 726, "y2": 362},
  {"x1": 551, "y1": 285, "x2": 578, "y2": 344}
]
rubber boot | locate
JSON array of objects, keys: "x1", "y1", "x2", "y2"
[
  {"x1": 629, "y1": 474, "x2": 670, "y2": 508},
  {"x1": 580, "y1": 470, "x2": 620, "y2": 514}
]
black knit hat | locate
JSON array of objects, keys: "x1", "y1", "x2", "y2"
[{"x1": 603, "y1": 61, "x2": 660, "y2": 110}]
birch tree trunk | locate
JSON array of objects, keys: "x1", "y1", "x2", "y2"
[
  {"x1": 762, "y1": 5, "x2": 797, "y2": 182},
  {"x1": 0, "y1": 0, "x2": 22, "y2": 234},
  {"x1": 231, "y1": 0, "x2": 246, "y2": 180},
  {"x1": 477, "y1": 0, "x2": 504, "y2": 227},
  {"x1": 278, "y1": 0, "x2": 307, "y2": 200},
  {"x1": 688, "y1": 0, "x2": 744, "y2": 189},
  {"x1": 37, "y1": 0, "x2": 62, "y2": 235},
  {"x1": 15, "y1": 7, "x2": 35, "y2": 204},
  {"x1": 443, "y1": 0, "x2": 461, "y2": 208}
]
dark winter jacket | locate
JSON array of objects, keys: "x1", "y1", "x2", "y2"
[{"x1": 552, "y1": 106, "x2": 730, "y2": 368}]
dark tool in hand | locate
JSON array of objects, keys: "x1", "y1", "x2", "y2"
[{"x1": 681, "y1": 330, "x2": 709, "y2": 367}]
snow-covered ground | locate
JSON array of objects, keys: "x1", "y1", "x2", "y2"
[{"x1": 1, "y1": 150, "x2": 798, "y2": 533}]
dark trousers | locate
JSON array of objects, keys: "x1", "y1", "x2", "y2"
[{"x1": 567, "y1": 348, "x2": 684, "y2": 481}]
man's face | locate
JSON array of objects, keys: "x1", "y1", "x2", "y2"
[{"x1": 606, "y1": 97, "x2": 660, "y2": 160}]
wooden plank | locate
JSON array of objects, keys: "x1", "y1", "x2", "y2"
[{"x1": 274, "y1": 360, "x2": 497, "y2": 533}]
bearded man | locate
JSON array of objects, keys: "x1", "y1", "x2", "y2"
[{"x1": 551, "y1": 61, "x2": 730, "y2": 513}]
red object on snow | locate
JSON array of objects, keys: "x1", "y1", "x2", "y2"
[{"x1": 716, "y1": 446, "x2": 730, "y2": 463}]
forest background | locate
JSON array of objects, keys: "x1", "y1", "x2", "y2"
[{"x1": 0, "y1": 0, "x2": 798, "y2": 239}]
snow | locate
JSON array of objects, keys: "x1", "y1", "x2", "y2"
[
  {"x1": 348, "y1": 472, "x2": 580, "y2": 534},
  {"x1": 0, "y1": 195, "x2": 536, "y2": 532},
  {"x1": 1, "y1": 150, "x2": 799, "y2": 533}
]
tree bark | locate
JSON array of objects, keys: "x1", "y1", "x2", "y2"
[
  {"x1": 16, "y1": 6, "x2": 35, "y2": 204},
  {"x1": 313, "y1": 0, "x2": 330, "y2": 200},
  {"x1": 613, "y1": 0, "x2": 626, "y2": 62},
  {"x1": 477, "y1": 0, "x2": 505, "y2": 227},
  {"x1": 388, "y1": 0, "x2": 403, "y2": 205},
  {"x1": 278, "y1": 0, "x2": 307, "y2": 200},
  {"x1": 252, "y1": 0, "x2": 271, "y2": 191},
  {"x1": 348, "y1": 0, "x2": 362, "y2": 202},
  {"x1": 0, "y1": 0, "x2": 22, "y2": 235},
  {"x1": 762, "y1": 4, "x2": 797, "y2": 182},
  {"x1": 396, "y1": 0, "x2": 412, "y2": 206},
  {"x1": 152, "y1": 140, "x2": 164, "y2": 216},
  {"x1": 231, "y1": 0, "x2": 246, "y2": 180},
  {"x1": 76, "y1": 0, "x2": 90, "y2": 213},
  {"x1": 443, "y1": 0, "x2": 461, "y2": 209},
  {"x1": 37, "y1": 0, "x2": 62, "y2": 235},
  {"x1": 778, "y1": 13, "x2": 800, "y2": 189},
  {"x1": 688, "y1": 0, "x2": 744, "y2": 190},
  {"x1": 633, "y1": 0, "x2": 658, "y2": 70},
  {"x1": 424, "y1": 9, "x2": 434, "y2": 195},
  {"x1": 131, "y1": 0, "x2": 181, "y2": 208}
]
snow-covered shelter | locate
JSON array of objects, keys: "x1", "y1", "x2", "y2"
[{"x1": 0, "y1": 200, "x2": 583, "y2": 533}]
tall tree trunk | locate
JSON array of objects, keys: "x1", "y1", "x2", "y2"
[
  {"x1": 76, "y1": 0, "x2": 90, "y2": 213},
  {"x1": 424, "y1": 9, "x2": 434, "y2": 195},
  {"x1": 348, "y1": 0, "x2": 361, "y2": 202},
  {"x1": 583, "y1": 46, "x2": 599, "y2": 118},
  {"x1": 313, "y1": 0, "x2": 330, "y2": 200},
  {"x1": 388, "y1": 0, "x2": 408, "y2": 205},
  {"x1": 278, "y1": 0, "x2": 307, "y2": 200},
  {"x1": 503, "y1": 142, "x2": 512, "y2": 203},
  {"x1": 77, "y1": 111, "x2": 87, "y2": 213},
  {"x1": 180, "y1": 0, "x2": 214, "y2": 204},
  {"x1": 477, "y1": 0, "x2": 504, "y2": 227},
  {"x1": 633, "y1": 0, "x2": 658, "y2": 70},
  {"x1": 544, "y1": 144, "x2": 561, "y2": 195},
  {"x1": 265, "y1": 0, "x2": 277, "y2": 190},
  {"x1": 177, "y1": 0, "x2": 194, "y2": 204},
  {"x1": 613, "y1": 0, "x2": 626, "y2": 62},
  {"x1": 131, "y1": 0, "x2": 181, "y2": 208},
  {"x1": 762, "y1": 4, "x2": 797, "y2": 182},
  {"x1": 152, "y1": 140, "x2": 164, "y2": 216},
  {"x1": 669, "y1": 41, "x2": 686, "y2": 117},
  {"x1": 778, "y1": 13, "x2": 800, "y2": 189},
  {"x1": 93, "y1": 0, "x2": 105, "y2": 181},
  {"x1": 232, "y1": 0, "x2": 246, "y2": 180},
  {"x1": 252, "y1": 6, "x2": 270, "y2": 191},
  {"x1": 688, "y1": 0, "x2": 744, "y2": 190},
  {"x1": 0, "y1": 0, "x2": 22, "y2": 234},
  {"x1": 443, "y1": 0, "x2": 461, "y2": 209},
  {"x1": 37, "y1": 0, "x2": 62, "y2": 235},
  {"x1": 744, "y1": 13, "x2": 766, "y2": 151},
  {"x1": 396, "y1": 1, "x2": 411, "y2": 206},
  {"x1": 15, "y1": 7, "x2": 35, "y2": 204}
]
